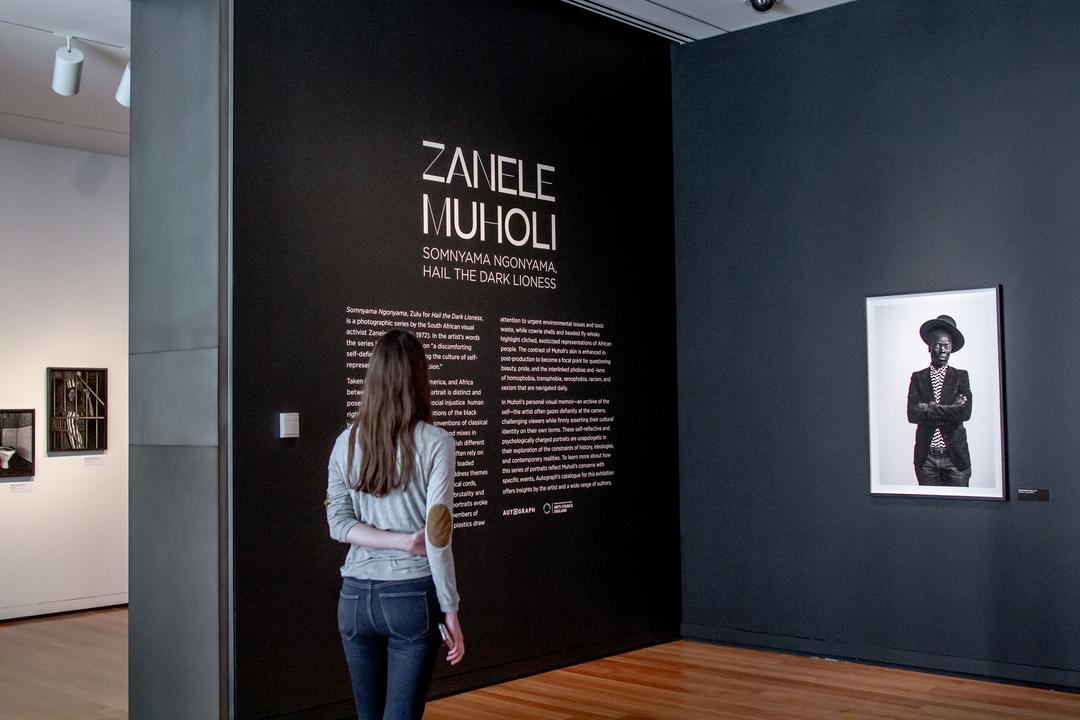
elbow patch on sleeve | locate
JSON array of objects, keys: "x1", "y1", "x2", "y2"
[{"x1": 427, "y1": 504, "x2": 453, "y2": 548}]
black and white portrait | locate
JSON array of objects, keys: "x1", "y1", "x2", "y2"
[
  {"x1": 0, "y1": 409, "x2": 35, "y2": 480},
  {"x1": 47, "y1": 368, "x2": 108, "y2": 453},
  {"x1": 866, "y1": 288, "x2": 1005, "y2": 499}
]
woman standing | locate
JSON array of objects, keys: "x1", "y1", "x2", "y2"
[{"x1": 326, "y1": 329, "x2": 464, "y2": 720}]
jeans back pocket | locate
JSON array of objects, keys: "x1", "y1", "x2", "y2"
[
  {"x1": 379, "y1": 591, "x2": 430, "y2": 642},
  {"x1": 338, "y1": 591, "x2": 360, "y2": 641}
]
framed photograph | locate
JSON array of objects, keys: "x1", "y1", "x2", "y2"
[
  {"x1": 866, "y1": 288, "x2": 1005, "y2": 499},
  {"x1": 47, "y1": 368, "x2": 108, "y2": 453},
  {"x1": 0, "y1": 409, "x2": 35, "y2": 480}
]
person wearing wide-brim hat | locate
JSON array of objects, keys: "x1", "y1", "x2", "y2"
[{"x1": 906, "y1": 315, "x2": 973, "y2": 486}]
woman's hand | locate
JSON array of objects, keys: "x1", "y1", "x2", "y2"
[
  {"x1": 402, "y1": 529, "x2": 427, "y2": 556},
  {"x1": 442, "y1": 612, "x2": 464, "y2": 665}
]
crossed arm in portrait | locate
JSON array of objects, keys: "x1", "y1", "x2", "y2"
[{"x1": 906, "y1": 370, "x2": 972, "y2": 427}]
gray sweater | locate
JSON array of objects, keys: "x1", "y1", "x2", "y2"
[{"x1": 326, "y1": 421, "x2": 459, "y2": 613}]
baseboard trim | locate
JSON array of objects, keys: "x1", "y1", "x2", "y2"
[
  {"x1": 0, "y1": 593, "x2": 129, "y2": 622},
  {"x1": 681, "y1": 623, "x2": 1080, "y2": 690}
]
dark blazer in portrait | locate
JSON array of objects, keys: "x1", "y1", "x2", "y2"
[{"x1": 906, "y1": 367, "x2": 972, "y2": 472}]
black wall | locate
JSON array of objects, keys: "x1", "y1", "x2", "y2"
[
  {"x1": 674, "y1": 0, "x2": 1080, "y2": 688},
  {"x1": 231, "y1": 1, "x2": 677, "y2": 717}
]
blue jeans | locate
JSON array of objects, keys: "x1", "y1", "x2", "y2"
[{"x1": 338, "y1": 576, "x2": 441, "y2": 720}]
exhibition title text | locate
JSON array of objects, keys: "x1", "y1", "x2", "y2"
[{"x1": 422, "y1": 140, "x2": 557, "y2": 252}]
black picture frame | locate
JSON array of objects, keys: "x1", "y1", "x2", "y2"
[
  {"x1": 0, "y1": 409, "x2": 35, "y2": 480},
  {"x1": 866, "y1": 288, "x2": 1006, "y2": 499},
  {"x1": 47, "y1": 368, "x2": 108, "y2": 453}
]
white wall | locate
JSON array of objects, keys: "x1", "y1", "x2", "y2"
[{"x1": 0, "y1": 138, "x2": 128, "y2": 619}]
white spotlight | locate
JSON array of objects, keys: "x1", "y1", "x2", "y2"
[
  {"x1": 115, "y1": 61, "x2": 131, "y2": 107},
  {"x1": 52, "y1": 36, "x2": 83, "y2": 96}
]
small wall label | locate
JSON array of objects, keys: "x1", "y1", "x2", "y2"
[{"x1": 279, "y1": 413, "x2": 300, "y2": 439}]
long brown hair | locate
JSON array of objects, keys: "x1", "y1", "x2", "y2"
[{"x1": 347, "y1": 329, "x2": 433, "y2": 496}]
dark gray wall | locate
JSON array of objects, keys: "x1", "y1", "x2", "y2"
[
  {"x1": 129, "y1": 0, "x2": 229, "y2": 717},
  {"x1": 673, "y1": 0, "x2": 1080, "y2": 688}
]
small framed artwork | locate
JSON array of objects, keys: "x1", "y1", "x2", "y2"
[
  {"x1": 0, "y1": 409, "x2": 35, "y2": 480},
  {"x1": 47, "y1": 368, "x2": 108, "y2": 453},
  {"x1": 866, "y1": 288, "x2": 1005, "y2": 499}
]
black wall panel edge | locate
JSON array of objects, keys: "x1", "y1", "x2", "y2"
[{"x1": 231, "y1": 0, "x2": 678, "y2": 715}]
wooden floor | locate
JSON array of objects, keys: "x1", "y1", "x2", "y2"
[
  {"x1": 427, "y1": 643, "x2": 1080, "y2": 720},
  {"x1": 1, "y1": 608, "x2": 1078, "y2": 719},
  {"x1": 0, "y1": 607, "x2": 126, "y2": 720}
]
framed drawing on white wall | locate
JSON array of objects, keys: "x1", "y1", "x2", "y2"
[
  {"x1": 866, "y1": 288, "x2": 1006, "y2": 499},
  {"x1": 47, "y1": 368, "x2": 108, "y2": 453},
  {"x1": 0, "y1": 409, "x2": 35, "y2": 480}
]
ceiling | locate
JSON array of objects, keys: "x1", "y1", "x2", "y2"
[
  {"x1": 565, "y1": 0, "x2": 857, "y2": 42},
  {"x1": 0, "y1": 0, "x2": 856, "y2": 158},
  {"x1": 0, "y1": 0, "x2": 131, "y2": 157}
]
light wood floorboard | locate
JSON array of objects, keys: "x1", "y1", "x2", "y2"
[
  {"x1": 2, "y1": 608, "x2": 1079, "y2": 719},
  {"x1": 427, "y1": 641, "x2": 1080, "y2": 720},
  {"x1": 0, "y1": 607, "x2": 126, "y2": 720}
]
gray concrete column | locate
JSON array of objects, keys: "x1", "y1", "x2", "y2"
[{"x1": 129, "y1": 0, "x2": 231, "y2": 717}]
